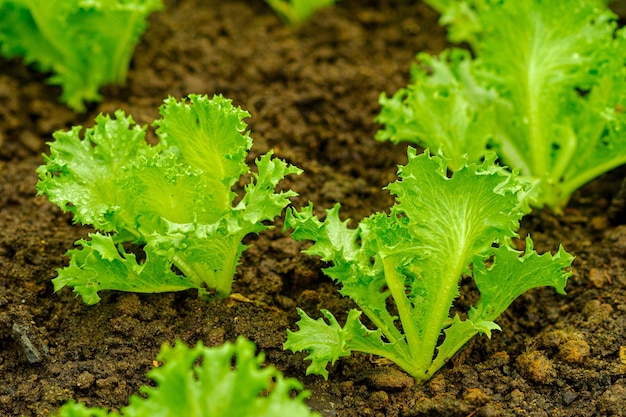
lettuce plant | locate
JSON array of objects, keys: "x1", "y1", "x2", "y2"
[
  {"x1": 376, "y1": 0, "x2": 626, "y2": 210},
  {"x1": 0, "y1": 0, "x2": 162, "y2": 111},
  {"x1": 265, "y1": 0, "x2": 338, "y2": 25},
  {"x1": 54, "y1": 337, "x2": 320, "y2": 417},
  {"x1": 37, "y1": 94, "x2": 301, "y2": 304},
  {"x1": 284, "y1": 149, "x2": 572, "y2": 382}
]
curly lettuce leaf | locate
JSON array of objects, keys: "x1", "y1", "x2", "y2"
[
  {"x1": 376, "y1": 48, "x2": 497, "y2": 171},
  {"x1": 0, "y1": 0, "x2": 162, "y2": 111},
  {"x1": 37, "y1": 94, "x2": 302, "y2": 303},
  {"x1": 285, "y1": 308, "x2": 408, "y2": 380},
  {"x1": 125, "y1": 338, "x2": 318, "y2": 417},
  {"x1": 378, "y1": 0, "x2": 626, "y2": 210},
  {"x1": 53, "y1": 233, "x2": 196, "y2": 305},
  {"x1": 285, "y1": 149, "x2": 572, "y2": 382},
  {"x1": 154, "y1": 94, "x2": 253, "y2": 214},
  {"x1": 54, "y1": 337, "x2": 319, "y2": 417},
  {"x1": 36, "y1": 111, "x2": 150, "y2": 233}
]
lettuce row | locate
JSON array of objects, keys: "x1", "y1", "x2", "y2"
[
  {"x1": 377, "y1": 0, "x2": 626, "y2": 210},
  {"x1": 37, "y1": 94, "x2": 302, "y2": 304},
  {"x1": 0, "y1": 0, "x2": 162, "y2": 111},
  {"x1": 54, "y1": 337, "x2": 320, "y2": 417},
  {"x1": 284, "y1": 150, "x2": 572, "y2": 382}
]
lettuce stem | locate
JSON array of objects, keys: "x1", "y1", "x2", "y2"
[{"x1": 381, "y1": 258, "x2": 424, "y2": 370}]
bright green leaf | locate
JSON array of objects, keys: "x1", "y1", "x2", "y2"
[
  {"x1": 0, "y1": 0, "x2": 163, "y2": 111},
  {"x1": 285, "y1": 150, "x2": 572, "y2": 382},
  {"x1": 38, "y1": 94, "x2": 301, "y2": 303},
  {"x1": 54, "y1": 338, "x2": 319, "y2": 417},
  {"x1": 379, "y1": 0, "x2": 626, "y2": 210}
]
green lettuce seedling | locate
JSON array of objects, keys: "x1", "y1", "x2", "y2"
[
  {"x1": 284, "y1": 149, "x2": 572, "y2": 382},
  {"x1": 265, "y1": 0, "x2": 338, "y2": 25},
  {"x1": 0, "y1": 0, "x2": 162, "y2": 111},
  {"x1": 54, "y1": 337, "x2": 320, "y2": 417},
  {"x1": 376, "y1": 0, "x2": 626, "y2": 210},
  {"x1": 37, "y1": 94, "x2": 302, "y2": 304}
]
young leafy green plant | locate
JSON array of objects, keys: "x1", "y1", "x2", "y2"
[
  {"x1": 37, "y1": 94, "x2": 302, "y2": 304},
  {"x1": 284, "y1": 149, "x2": 573, "y2": 383},
  {"x1": 265, "y1": 0, "x2": 337, "y2": 25},
  {"x1": 54, "y1": 337, "x2": 320, "y2": 417},
  {"x1": 376, "y1": 0, "x2": 626, "y2": 211},
  {"x1": 0, "y1": 0, "x2": 162, "y2": 112}
]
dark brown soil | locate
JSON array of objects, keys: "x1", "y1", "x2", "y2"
[{"x1": 1, "y1": 1, "x2": 625, "y2": 416}]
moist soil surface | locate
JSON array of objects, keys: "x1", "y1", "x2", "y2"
[{"x1": 1, "y1": 1, "x2": 626, "y2": 416}]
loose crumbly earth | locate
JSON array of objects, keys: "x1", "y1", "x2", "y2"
[{"x1": 1, "y1": 1, "x2": 625, "y2": 416}]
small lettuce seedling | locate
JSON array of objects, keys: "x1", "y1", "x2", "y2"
[
  {"x1": 376, "y1": 0, "x2": 626, "y2": 210},
  {"x1": 37, "y1": 94, "x2": 302, "y2": 304},
  {"x1": 0, "y1": 0, "x2": 162, "y2": 111},
  {"x1": 284, "y1": 149, "x2": 572, "y2": 382},
  {"x1": 265, "y1": 0, "x2": 338, "y2": 25},
  {"x1": 54, "y1": 337, "x2": 320, "y2": 417}
]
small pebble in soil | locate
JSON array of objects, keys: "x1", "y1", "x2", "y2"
[
  {"x1": 11, "y1": 322, "x2": 48, "y2": 363},
  {"x1": 515, "y1": 350, "x2": 556, "y2": 384},
  {"x1": 463, "y1": 387, "x2": 491, "y2": 405},
  {"x1": 558, "y1": 339, "x2": 590, "y2": 363},
  {"x1": 588, "y1": 267, "x2": 611, "y2": 288},
  {"x1": 361, "y1": 367, "x2": 414, "y2": 392},
  {"x1": 369, "y1": 391, "x2": 389, "y2": 410},
  {"x1": 582, "y1": 299, "x2": 614, "y2": 326},
  {"x1": 96, "y1": 376, "x2": 119, "y2": 388},
  {"x1": 76, "y1": 371, "x2": 95, "y2": 389},
  {"x1": 306, "y1": 391, "x2": 339, "y2": 417},
  {"x1": 562, "y1": 390, "x2": 578, "y2": 405}
]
